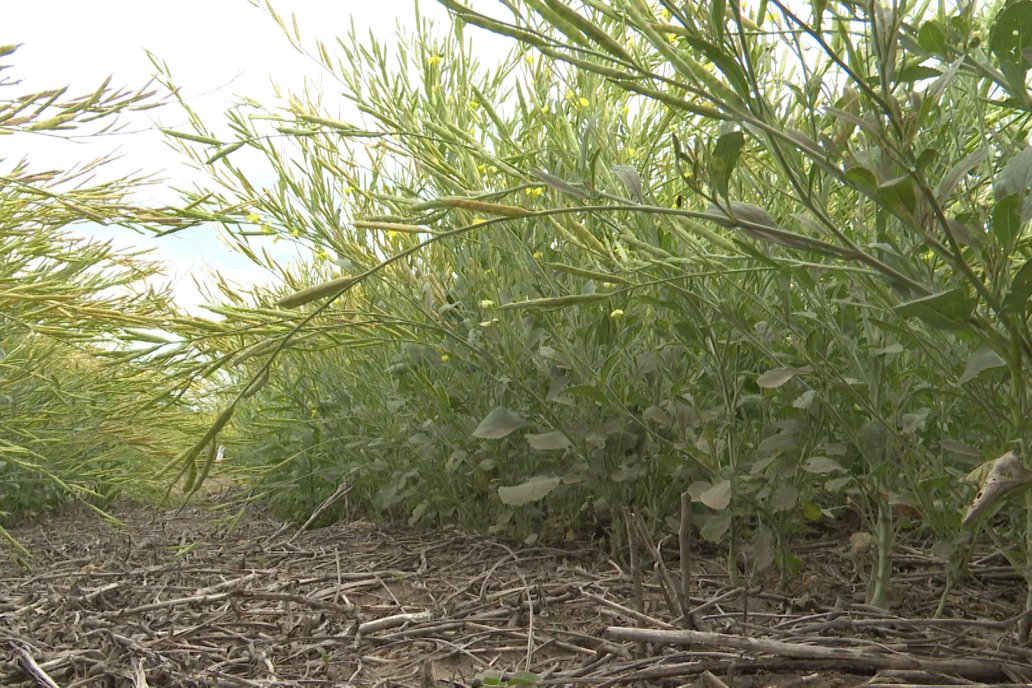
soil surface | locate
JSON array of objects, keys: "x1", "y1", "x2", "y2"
[{"x1": 2, "y1": 494, "x2": 1032, "y2": 687}]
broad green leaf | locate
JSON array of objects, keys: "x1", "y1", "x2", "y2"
[
  {"x1": 564, "y1": 385, "x2": 608, "y2": 404},
  {"x1": 997, "y1": 148, "x2": 1032, "y2": 200},
  {"x1": 498, "y1": 475, "x2": 561, "y2": 505},
  {"x1": 611, "y1": 164, "x2": 644, "y2": 202},
  {"x1": 935, "y1": 147, "x2": 987, "y2": 202},
  {"x1": 900, "y1": 409, "x2": 930, "y2": 433},
  {"x1": 992, "y1": 194, "x2": 1022, "y2": 254},
  {"x1": 710, "y1": 131, "x2": 745, "y2": 199},
  {"x1": 792, "y1": 389, "x2": 818, "y2": 409},
  {"x1": 526, "y1": 430, "x2": 572, "y2": 450},
  {"x1": 989, "y1": 1, "x2": 1032, "y2": 69},
  {"x1": 873, "y1": 343, "x2": 904, "y2": 356},
  {"x1": 896, "y1": 64, "x2": 941, "y2": 82},
  {"x1": 1002, "y1": 257, "x2": 1032, "y2": 313},
  {"x1": 917, "y1": 20, "x2": 946, "y2": 54},
  {"x1": 757, "y1": 432, "x2": 799, "y2": 455},
  {"x1": 959, "y1": 345, "x2": 1007, "y2": 384},
  {"x1": 751, "y1": 527, "x2": 775, "y2": 573},
  {"x1": 803, "y1": 456, "x2": 845, "y2": 474},
  {"x1": 843, "y1": 165, "x2": 879, "y2": 195},
  {"x1": 699, "y1": 479, "x2": 732, "y2": 510},
  {"x1": 757, "y1": 366, "x2": 811, "y2": 388},
  {"x1": 895, "y1": 288, "x2": 976, "y2": 330},
  {"x1": 699, "y1": 511, "x2": 732, "y2": 543},
  {"x1": 878, "y1": 175, "x2": 917, "y2": 216},
  {"x1": 472, "y1": 407, "x2": 525, "y2": 439},
  {"x1": 770, "y1": 484, "x2": 798, "y2": 512},
  {"x1": 856, "y1": 420, "x2": 888, "y2": 464}
]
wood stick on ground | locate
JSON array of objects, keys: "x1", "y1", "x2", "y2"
[
  {"x1": 679, "y1": 490, "x2": 694, "y2": 628},
  {"x1": 604, "y1": 626, "x2": 1026, "y2": 682},
  {"x1": 622, "y1": 507, "x2": 643, "y2": 615}
]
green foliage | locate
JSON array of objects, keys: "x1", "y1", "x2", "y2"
[
  {"x1": 0, "y1": 47, "x2": 205, "y2": 552},
  {"x1": 154, "y1": 0, "x2": 1032, "y2": 620}
]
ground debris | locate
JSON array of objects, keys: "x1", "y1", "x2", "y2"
[{"x1": 1, "y1": 501, "x2": 1030, "y2": 687}]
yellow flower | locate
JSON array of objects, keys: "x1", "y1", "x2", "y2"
[
  {"x1": 609, "y1": 309, "x2": 625, "y2": 320},
  {"x1": 440, "y1": 354, "x2": 450, "y2": 362},
  {"x1": 627, "y1": 147, "x2": 638, "y2": 156},
  {"x1": 578, "y1": 97, "x2": 590, "y2": 108},
  {"x1": 426, "y1": 54, "x2": 443, "y2": 67},
  {"x1": 310, "y1": 408, "x2": 318, "y2": 418},
  {"x1": 246, "y1": 212, "x2": 260, "y2": 223},
  {"x1": 532, "y1": 251, "x2": 543, "y2": 260},
  {"x1": 290, "y1": 228, "x2": 301, "y2": 238},
  {"x1": 316, "y1": 248, "x2": 329, "y2": 261},
  {"x1": 480, "y1": 299, "x2": 495, "y2": 308},
  {"x1": 525, "y1": 53, "x2": 535, "y2": 65},
  {"x1": 525, "y1": 187, "x2": 544, "y2": 197}
]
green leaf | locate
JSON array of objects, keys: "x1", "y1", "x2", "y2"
[
  {"x1": 770, "y1": 484, "x2": 798, "y2": 512},
  {"x1": 699, "y1": 511, "x2": 732, "y2": 543},
  {"x1": 1002, "y1": 257, "x2": 1032, "y2": 314},
  {"x1": 792, "y1": 389, "x2": 818, "y2": 409},
  {"x1": 564, "y1": 385, "x2": 608, "y2": 404},
  {"x1": 751, "y1": 527, "x2": 775, "y2": 572},
  {"x1": 990, "y1": 1, "x2": 1032, "y2": 69},
  {"x1": 699, "y1": 479, "x2": 732, "y2": 510},
  {"x1": 803, "y1": 456, "x2": 846, "y2": 474},
  {"x1": 959, "y1": 345, "x2": 1007, "y2": 384},
  {"x1": 710, "y1": 131, "x2": 745, "y2": 199},
  {"x1": 498, "y1": 475, "x2": 561, "y2": 505},
  {"x1": 895, "y1": 64, "x2": 942, "y2": 82},
  {"x1": 937, "y1": 145, "x2": 990, "y2": 199},
  {"x1": 895, "y1": 288, "x2": 976, "y2": 330},
  {"x1": 878, "y1": 175, "x2": 917, "y2": 216},
  {"x1": 472, "y1": 407, "x2": 526, "y2": 439},
  {"x1": 526, "y1": 430, "x2": 572, "y2": 450},
  {"x1": 997, "y1": 147, "x2": 1032, "y2": 199},
  {"x1": 757, "y1": 366, "x2": 811, "y2": 388},
  {"x1": 918, "y1": 20, "x2": 947, "y2": 54},
  {"x1": 757, "y1": 432, "x2": 799, "y2": 455},
  {"x1": 844, "y1": 165, "x2": 879, "y2": 196},
  {"x1": 856, "y1": 420, "x2": 888, "y2": 464},
  {"x1": 992, "y1": 194, "x2": 1022, "y2": 254},
  {"x1": 611, "y1": 165, "x2": 644, "y2": 202}
]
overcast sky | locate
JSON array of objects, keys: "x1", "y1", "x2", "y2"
[{"x1": 6, "y1": 0, "x2": 503, "y2": 313}]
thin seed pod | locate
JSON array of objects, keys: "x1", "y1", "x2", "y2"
[
  {"x1": 544, "y1": 262, "x2": 631, "y2": 285},
  {"x1": 353, "y1": 221, "x2": 433, "y2": 234},
  {"x1": 160, "y1": 129, "x2": 223, "y2": 145},
  {"x1": 276, "y1": 276, "x2": 357, "y2": 308},
  {"x1": 498, "y1": 292, "x2": 614, "y2": 310}
]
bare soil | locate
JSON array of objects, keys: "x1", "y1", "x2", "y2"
[{"x1": 2, "y1": 494, "x2": 1031, "y2": 687}]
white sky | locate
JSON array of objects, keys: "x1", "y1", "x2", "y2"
[{"x1": 5, "y1": 0, "x2": 505, "y2": 313}]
